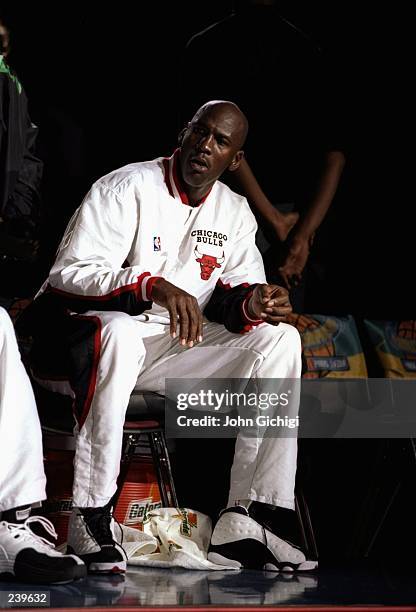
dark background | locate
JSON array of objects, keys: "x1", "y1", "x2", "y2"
[
  {"x1": 1, "y1": 1, "x2": 411, "y2": 318},
  {"x1": 1, "y1": 2, "x2": 413, "y2": 564}
]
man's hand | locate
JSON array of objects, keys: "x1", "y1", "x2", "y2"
[
  {"x1": 151, "y1": 278, "x2": 203, "y2": 347},
  {"x1": 247, "y1": 284, "x2": 292, "y2": 325}
]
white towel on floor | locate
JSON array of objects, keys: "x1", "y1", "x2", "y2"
[{"x1": 116, "y1": 508, "x2": 238, "y2": 571}]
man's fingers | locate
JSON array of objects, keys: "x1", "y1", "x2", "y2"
[
  {"x1": 178, "y1": 302, "x2": 189, "y2": 346},
  {"x1": 186, "y1": 303, "x2": 199, "y2": 347},
  {"x1": 262, "y1": 304, "x2": 292, "y2": 318},
  {"x1": 264, "y1": 294, "x2": 291, "y2": 308},
  {"x1": 193, "y1": 303, "x2": 204, "y2": 345},
  {"x1": 197, "y1": 310, "x2": 203, "y2": 343},
  {"x1": 168, "y1": 302, "x2": 178, "y2": 338},
  {"x1": 256, "y1": 283, "x2": 274, "y2": 303},
  {"x1": 265, "y1": 304, "x2": 292, "y2": 317},
  {"x1": 153, "y1": 282, "x2": 202, "y2": 344}
]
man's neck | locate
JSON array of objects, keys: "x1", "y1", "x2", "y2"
[
  {"x1": 186, "y1": 186, "x2": 212, "y2": 207},
  {"x1": 176, "y1": 161, "x2": 213, "y2": 206},
  {"x1": 172, "y1": 149, "x2": 214, "y2": 206}
]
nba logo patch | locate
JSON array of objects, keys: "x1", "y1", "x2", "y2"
[{"x1": 153, "y1": 236, "x2": 161, "y2": 251}]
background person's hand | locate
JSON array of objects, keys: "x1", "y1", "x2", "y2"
[
  {"x1": 278, "y1": 234, "x2": 312, "y2": 289},
  {"x1": 273, "y1": 209, "x2": 299, "y2": 242}
]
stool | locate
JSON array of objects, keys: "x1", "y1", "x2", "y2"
[
  {"x1": 33, "y1": 382, "x2": 178, "y2": 509},
  {"x1": 115, "y1": 419, "x2": 178, "y2": 508}
]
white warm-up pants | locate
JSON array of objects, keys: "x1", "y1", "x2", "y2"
[
  {"x1": 0, "y1": 307, "x2": 46, "y2": 512},
  {"x1": 60, "y1": 311, "x2": 302, "y2": 509}
]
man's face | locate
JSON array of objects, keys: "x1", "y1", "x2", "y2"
[{"x1": 179, "y1": 105, "x2": 244, "y2": 193}]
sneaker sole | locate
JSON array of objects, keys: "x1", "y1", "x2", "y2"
[
  {"x1": 67, "y1": 546, "x2": 126, "y2": 574},
  {"x1": 4, "y1": 563, "x2": 87, "y2": 584},
  {"x1": 1, "y1": 551, "x2": 87, "y2": 584},
  {"x1": 88, "y1": 561, "x2": 126, "y2": 574},
  {"x1": 208, "y1": 551, "x2": 242, "y2": 568}
]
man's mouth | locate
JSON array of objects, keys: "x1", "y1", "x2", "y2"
[{"x1": 189, "y1": 156, "x2": 209, "y2": 172}]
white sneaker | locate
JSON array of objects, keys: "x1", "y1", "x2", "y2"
[
  {"x1": 0, "y1": 516, "x2": 86, "y2": 584},
  {"x1": 208, "y1": 507, "x2": 318, "y2": 572},
  {"x1": 66, "y1": 504, "x2": 126, "y2": 574}
]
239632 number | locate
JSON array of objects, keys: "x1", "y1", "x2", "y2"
[{"x1": 1, "y1": 591, "x2": 50, "y2": 607}]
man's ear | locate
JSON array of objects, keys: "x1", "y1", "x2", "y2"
[
  {"x1": 177, "y1": 124, "x2": 189, "y2": 148},
  {"x1": 228, "y1": 150, "x2": 244, "y2": 172}
]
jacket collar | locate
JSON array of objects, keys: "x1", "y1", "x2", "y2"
[{"x1": 163, "y1": 149, "x2": 212, "y2": 207}]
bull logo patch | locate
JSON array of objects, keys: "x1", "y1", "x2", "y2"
[{"x1": 194, "y1": 246, "x2": 225, "y2": 280}]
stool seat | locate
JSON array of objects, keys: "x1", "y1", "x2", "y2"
[
  {"x1": 32, "y1": 381, "x2": 165, "y2": 434},
  {"x1": 123, "y1": 420, "x2": 161, "y2": 430}
]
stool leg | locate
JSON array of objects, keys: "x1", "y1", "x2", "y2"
[
  {"x1": 158, "y1": 431, "x2": 178, "y2": 508},
  {"x1": 149, "y1": 431, "x2": 170, "y2": 507},
  {"x1": 112, "y1": 432, "x2": 140, "y2": 509},
  {"x1": 149, "y1": 431, "x2": 178, "y2": 507}
]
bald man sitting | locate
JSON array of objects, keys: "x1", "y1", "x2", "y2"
[{"x1": 23, "y1": 101, "x2": 316, "y2": 573}]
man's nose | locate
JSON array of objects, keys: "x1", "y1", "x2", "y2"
[{"x1": 197, "y1": 133, "x2": 213, "y2": 153}]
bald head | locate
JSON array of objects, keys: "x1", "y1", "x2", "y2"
[{"x1": 191, "y1": 100, "x2": 249, "y2": 149}]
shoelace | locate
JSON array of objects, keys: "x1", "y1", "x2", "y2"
[
  {"x1": 81, "y1": 507, "x2": 114, "y2": 546},
  {"x1": 3, "y1": 516, "x2": 58, "y2": 549},
  {"x1": 80, "y1": 507, "x2": 126, "y2": 552},
  {"x1": 81, "y1": 507, "x2": 128, "y2": 561}
]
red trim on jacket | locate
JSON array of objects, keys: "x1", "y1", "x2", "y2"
[
  {"x1": 241, "y1": 291, "x2": 264, "y2": 327},
  {"x1": 172, "y1": 149, "x2": 191, "y2": 205}
]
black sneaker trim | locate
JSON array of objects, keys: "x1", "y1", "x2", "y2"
[
  {"x1": 13, "y1": 549, "x2": 86, "y2": 584},
  {"x1": 219, "y1": 506, "x2": 249, "y2": 519},
  {"x1": 78, "y1": 505, "x2": 114, "y2": 547},
  {"x1": 209, "y1": 539, "x2": 313, "y2": 572},
  {"x1": 248, "y1": 501, "x2": 303, "y2": 551}
]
